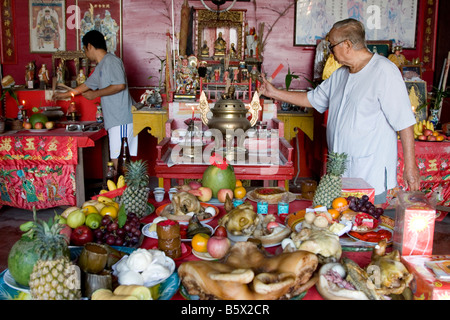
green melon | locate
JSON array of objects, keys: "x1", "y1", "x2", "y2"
[
  {"x1": 202, "y1": 164, "x2": 236, "y2": 198},
  {"x1": 29, "y1": 113, "x2": 48, "y2": 128},
  {"x1": 7, "y1": 237, "x2": 41, "y2": 286}
]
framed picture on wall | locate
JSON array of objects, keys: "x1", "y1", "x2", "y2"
[
  {"x1": 29, "y1": 0, "x2": 66, "y2": 53},
  {"x1": 76, "y1": 0, "x2": 123, "y2": 58},
  {"x1": 405, "y1": 80, "x2": 427, "y2": 121},
  {"x1": 294, "y1": 0, "x2": 418, "y2": 48},
  {"x1": 366, "y1": 40, "x2": 392, "y2": 58},
  {"x1": 402, "y1": 65, "x2": 422, "y2": 81}
]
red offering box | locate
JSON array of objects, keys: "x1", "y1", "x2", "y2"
[
  {"x1": 401, "y1": 255, "x2": 450, "y2": 300},
  {"x1": 393, "y1": 191, "x2": 436, "y2": 256},
  {"x1": 341, "y1": 177, "x2": 375, "y2": 203}
]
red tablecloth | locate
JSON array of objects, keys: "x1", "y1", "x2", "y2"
[
  {"x1": 141, "y1": 196, "x2": 375, "y2": 300},
  {"x1": 0, "y1": 128, "x2": 106, "y2": 210},
  {"x1": 397, "y1": 141, "x2": 450, "y2": 206}
]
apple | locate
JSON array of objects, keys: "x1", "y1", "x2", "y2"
[
  {"x1": 23, "y1": 122, "x2": 32, "y2": 129},
  {"x1": 214, "y1": 226, "x2": 227, "y2": 238},
  {"x1": 34, "y1": 122, "x2": 44, "y2": 129},
  {"x1": 417, "y1": 135, "x2": 427, "y2": 141},
  {"x1": 59, "y1": 224, "x2": 72, "y2": 245},
  {"x1": 427, "y1": 135, "x2": 437, "y2": 141},
  {"x1": 188, "y1": 180, "x2": 202, "y2": 190},
  {"x1": 217, "y1": 188, "x2": 233, "y2": 203},
  {"x1": 423, "y1": 129, "x2": 433, "y2": 137},
  {"x1": 207, "y1": 236, "x2": 231, "y2": 259},
  {"x1": 70, "y1": 225, "x2": 94, "y2": 246},
  {"x1": 197, "y1": 186, "x2": 212, "y2": 202},
  {"x1": 45, "y1": 121, "x2": 54, "y2": 129},
  {"x1": 267, "y1": 221, "x2": 280, "y2": 231}
]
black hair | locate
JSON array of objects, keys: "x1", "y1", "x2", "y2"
[{"x1": 82, "y1": 30, "x2": 107, "y2": 51}]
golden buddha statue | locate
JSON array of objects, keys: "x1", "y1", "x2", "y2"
[
  {"x1": 200, "y1": 40, "x2": 210, "y2": 58},
  {"x1": 214, "y1": 32, "x2": 226, "y2": 56}
]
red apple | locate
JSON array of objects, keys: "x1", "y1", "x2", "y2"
[
  {"x1": 427, "y1": 135, "x2": 437, "y2": 141},
  {"x1": 188, "y1": 180, "x2": 202, "y2": 190},
  {"x1": 214, "y1": 226, "x2": 227, "y2": 238},
  {"x1": 423, "y1": 129, "x2": 433, "y2": 137},
  {"x1": 217, "y1": 188, "x2": 234, "y2": 203},
  {"x1": 45, "y1": 121, "x2": 54, "y2": 129},
  {"x1": 34, "y1": 122, "x2": 44, "y2": 129},
  {"x1": 70, "y1": 225, "x2": 94, "y2": 246},
  {"x1": 23, "y1": 122, "x2": 32, "y2": 129},
  {"x1": 59, "y1": 224, "x2": 72, "y2": 245},
  {"x1": 198, "y1": 186, "x2": 212, "y2": 202},
  {"x1": 207, "y1": 236, "x2": 231, "y2": 259},
  {"x1": 417, "y1": 135, "x2": 427, "y2": 141}
]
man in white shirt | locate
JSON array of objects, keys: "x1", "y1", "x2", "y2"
[{"x1": 259, "y1": 19, "x2": 420, "y2": 204}]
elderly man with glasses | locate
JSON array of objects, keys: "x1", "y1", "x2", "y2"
[{"x1": 260, "y1": 18, "x2": 420, "y2": 205}]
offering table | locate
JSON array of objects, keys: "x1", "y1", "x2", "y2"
[{"x1": 0, "y1": 126, "x2": 107, "y2": 210}]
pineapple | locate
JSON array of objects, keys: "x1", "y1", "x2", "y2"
[
  {"x1": 121, "y1": 159, "x2": 150, "y2": 217},
  {"x1": 29, "y1": 218, "x2": 81, "y2": 300},
  {"x1": 312, "y1": 151, "x2": 348, "y2": 209}
]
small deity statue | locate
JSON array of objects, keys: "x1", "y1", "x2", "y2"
[
  {"x1": 246, "y1": 27, "x2": 257, "y2": 58},
  {"x1": 233, "y1": 68, "x2": 240, "y2": 82},
  {"x1": 25, "y1": 61, "x2": 35, "y2": 83},
  {"x1": 175, "y1": 56, "x2": 198, "y2": 95},
  {"x1": 76, "y1": 69, "x2": 86, "y2": 86},
  {"x1": 230, "y1": 43, "x2": 237, "y2": 59},
  {"x1": 200, "y1": 40, "x2": 210, "y2": 58},
  {"x1": 56, "y1": 61, "x2": 65, "y2": 84},
  {"x1": 388, "y1": 45, "x2": 408, "y2": 68},
  {"x1": 214, "y1": 32, "x2": 226, "y2": 56},
  {"x1": 214, "y1": 69, "x2": 220, "y2": 82},
  {"x1": 38, "y1": 64, "x2": 49, "y2": 85}
]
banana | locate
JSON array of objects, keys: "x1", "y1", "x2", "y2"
[
  {"x1": 97, "y1": 195, "x2": 115, "y2": 204},
  {"x1": 19, "y1": 221, "x2": 35, "y2": 232},
  {"x1": 117, "y1": 175, "x2": 125, "y2": 189},
  {"x1": 107, "y1": 179, "x2": 117, "y2": 191},
  {"x1": 426, "y1": 120, "x2": 434, "y2": 131},
  {"x1": 99, "y1": 189, "x2": 109, "y2": 194},
  {"x1": 413, "y1": 123, "x2": 422, "y2": 137}
]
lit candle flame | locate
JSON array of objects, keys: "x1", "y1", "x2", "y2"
[
  {"x1": 22, "y1": 100, "x2": 25, "y2": 105},
  {"x1": 191, "y1": 106, "x2": 195, "y2": 119}
]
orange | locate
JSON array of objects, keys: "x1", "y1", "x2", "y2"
[
  {"x1": 82, "y1": 205, "x2": 99, "y2": 216},
  {"x1": 432, "y1": 131, "x2": 439, "y2": 137},
  {"x1": 331, "y1": 197, "x2": 348, "y2": 212},
  {"x1": 328, "y1": 208, "x2": 341, "y2": 220},
  {"x1": 314, "y1": 204, "x2": 324, "y2": 209},
  {"x1": 100, "y1": 205, "x2": 118, "y2": 219},
  {"x1": 436, "y1": 135, "x2": 445, "y2": 141},
  {"x1": 235, "y1": 180, "x2": 243, "y2": 187},
  {"x1": 191, "y1": 233, "x2": 210, "y2": 253},
  {"x1": 234, "y1": 186, "x2": 247, "y2": 199}
]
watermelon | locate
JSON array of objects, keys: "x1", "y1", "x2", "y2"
[
  {"x1": 29, "y1": 113, "x2": 48, "y2": 128},
  {"x1": 202, "y1": 162, "x2": 236, "y2": 198}
]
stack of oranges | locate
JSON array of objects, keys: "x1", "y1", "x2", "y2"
[
  {"x1": 328, "y1": 197, "x2": 349, "y2": 220},
  {"x1": 234, "y1": 180, "x2": 247, "y2": 199}
]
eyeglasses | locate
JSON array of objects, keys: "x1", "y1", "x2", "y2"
[{"x1": 328, "y1": 39, "x2": 347, "y2": 53}]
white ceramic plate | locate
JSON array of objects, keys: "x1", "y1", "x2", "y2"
[
  {"x1": 192, "y1": 249, "x2": 216, "y2": 261},
  {"x1": 3, "y1": 270, "x2": 30, "y2": 294}
]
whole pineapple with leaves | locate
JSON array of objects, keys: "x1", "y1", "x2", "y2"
[
  {"x1": 121, "y1": 159, "x2": 150, "y2": 217},
  {"x1": 28, "y1": 217, "x2": 81, "y2": 300},
  {"x1": 313, "y1": 151, "x2": 348, "y2": 209}
]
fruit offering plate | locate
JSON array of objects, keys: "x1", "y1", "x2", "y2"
[
  {"x1": 142, "y1": 222, "x2": 214, "y2": 242},
  {"x1": 246, "y1": 189, "x2": 297, "y2": 204},
  {"x1": 0, "y1": 246, "x2": 180, "y2": 300},
  {"x1": 155, "y1": 203, "x2": 219, "y2": 225}
]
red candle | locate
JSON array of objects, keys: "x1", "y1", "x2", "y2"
[{"x1": 191, "y1": 106, "x2": 195, "y2": 119}]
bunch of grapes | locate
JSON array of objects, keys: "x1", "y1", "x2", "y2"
[
  {"x1": 347, "y1": 195, "x2": 384, "y2": 220},
  {"x1": 94, "y1": 213, "x2": 142, "y2": 247}
]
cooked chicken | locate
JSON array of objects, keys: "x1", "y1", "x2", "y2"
[
  {"x1": 178, "y1": 241, "x2": 319, "y2": 300},
  {"x1": 218, "y1": 202, "x2": 260, "y2": 236},
  {"x1": 367, "y1": 239, "x2": 414, "y2": 296},
  {"x1": 287, "y1": 228, "x2": 342, "y2": 264}
]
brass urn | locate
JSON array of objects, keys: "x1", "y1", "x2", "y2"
[{"x1": 198, "y1": 86, "x2": 261, "y2": 136}]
